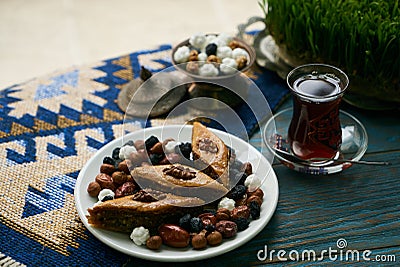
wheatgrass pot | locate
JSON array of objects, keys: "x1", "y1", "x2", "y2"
[{"x1": 259, "y1": 0, "x2": 399, "y2": 109}]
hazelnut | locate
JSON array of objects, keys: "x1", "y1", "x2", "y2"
[
  {"x1": 87, "y1": 181, "x2": 101, "y2": 197},
  {"x1": 112, "y1": 171, "x2": 127, "y2": 185},
  {"x1": 188, "y1": 50, "x2": 199, "y2": 61},
  {"x1": 241, "y1": 162, "x2": 253, "y2": 176},
  {"x1": 206, "y1": 231, "x2": 223, "y2": 246},
  {"x1": 100, "y1": 164, "x2": 115, "y2": 175},
  {"x1": 146, "y1": 236, "x2": 162, "y2": 250},
  {"x1": 207, "y1": 55, "x2": 222, "y2": 64},
  {"x1": 191, "y1": 233, "x2": 207, "y2": 249},
  {"x1": 247, "y1": 188, "x2": 264, "y2": 199},
  {"x1": 137, "y1": 149, "x2": 149, "y2": 162},
  {"x1": 246, "y1": 195, "x2": 262, "y2": 207},
  {"x1": 186, "y1": 61, "x2": 199, "y2": 74},
  {"x1": 236, "y1": 56, "x2": 248, "y2": 70},
  {"x1": 95, "y1": 173, "x2": 115, "y2": 190},
  {"x1": 199, "y1": 213, "x2": 217, "y2": 226},
  {"x1": 128, "y1": 152, "x2": 144, "y2": 167},
  {"x1": 150, "y1": 142, "x2": 164, "y2": 154},
  {"x1": 228, "y1": 40, "x2": 241, "y2": 50},
  {"x1": 231, "y1": 205, "x2": 250, "y2": 220},
  {"x1": 125, "y1": 174, "x2": 134, "y2": 183},
  {"x1": 216, "y1": 220, "x2": 238, "y2": 238},
  {"x1": 115, "y1": 182, "x2": 136, "y2": 198},
  {"x1": 133, "y1": 140, "x2": 145, "y2": 150},
  {"x1": 118, "y1": 160, "x2": 130, "y2": 174},
  {"x1": 215, "y1": 208, "x2": 231, "y2": 221}
]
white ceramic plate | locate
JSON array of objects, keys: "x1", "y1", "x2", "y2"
[{"x1": 74, "y1": 125, "x2": 279, "y2": 262}]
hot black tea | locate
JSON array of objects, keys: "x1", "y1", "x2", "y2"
[{"x1": 286, "y1": 65, "x2": 349, "y2": 160}]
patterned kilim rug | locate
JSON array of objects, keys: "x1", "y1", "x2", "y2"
[{"x1": 0, "y1": 39, "x2": 288, "y2": 266}]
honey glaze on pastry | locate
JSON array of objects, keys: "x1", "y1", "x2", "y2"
[
  {"x1": 191, "y1": 122, "x2": 229, "y2": 187},
  {"x1": 131, "y1": 163, "x2": 228, "y2": 201}
]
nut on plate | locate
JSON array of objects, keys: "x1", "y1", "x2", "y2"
[
  {"x1": 206, "y1": 231, "x2": 223, "y2": 246},
  {"x1": 146, "y1": 236, "x2": 162, "y2": 250},
  {"x1": 111, "y1": 171, "x2": 128, "y2": 185},
  {"x1": 246, "y1": 195, "x2": 262, "y2": 207},
  {"x1": 118, "y1": 160, "x2": 130, "y2": 174},
  {"x1": 231, "y1": 205, "x2": 250, "y2": 220},
  {"x1": 216, "y1": 208, "x2": 231, "y2": 221},
  {"x1": 158, "y1": 224, "x2": 190, "y2": 248},
  {"x1": 133, "y1": 140, "x2": 145, "y2": 150},
  {"x1": 235, "y1": 195, "x2": 248, "y2": 207},
  {"x1": 199, "y1": 213, "x2": 217, "y2": 226},
  {"x1": 215, "y1": 220, "x2": 238, "y2": 238},
  {"x1": 191, "y1": 233, "x2": 207, "y2": 249},
  {"x1": 247, "y1": 188, "x2": 264, "y2": 199},
  {"x1": 115, "y1": 181, "x2": 136, "y2": 198},
  {"x1": 95, "y1": 173, "x2": 115, "y2": 190},
  {"x1": 87, "y1": 181, "x2": 101, "y2": 197},
  {"x1": 128, "y1": 151, "x2": 145, "y2": 167},
  {"x1": 100, "y1": 163, "x2": 115, "y2": 175}
]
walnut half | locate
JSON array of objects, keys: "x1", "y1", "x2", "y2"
[
  {"x1": 198, "y1": 138, "x2": 218, "y2": 153},
  {"x1": 163, "y1": 165, "x2": 196, "y2": 180}
]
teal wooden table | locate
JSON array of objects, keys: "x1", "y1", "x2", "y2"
[{"x1": 245, "y1": 100, "x2": 400, "y2": 266}]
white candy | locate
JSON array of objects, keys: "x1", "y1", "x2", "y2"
[
  {"x1": 130, "y1": 226, "x2": 150, "y2": 246},
  {"x1": 232, "y1": 48, "x2": 250, "y2": 60},
  {"x1": 218, "y1": 197, "x2": 236, "y2": 211},
  {"x1": 199, "y1": 63, "x2": 219, "y2": 77},
  {"x1": 220, "y1": 58, "x2": 238, "y2": 74},
  {"x1": 189, "y1": 33, "x2": 206, "y2": 50},
  {"x1": 119, "y1": 145, "x2": 136, "y2": 160},
  {"x1": 164, "y1": 141, "x2": 181, "y2": 154},
  {"x1": 204, "y1": 35, "x2": 218, "y2": 47},
  {"x1": 174, "y1": 45, "x2": 190, "y2": 63},
  {"x1": 216, "y1": 33, "x2": 233, "y2": 46},
  {"x1": 98, "y1": 189, "x2": 115, "y2": 202},
  {"x1": 244, "y1": 174, "x2": 262, "y2": 192},
  {"x1": 197, "y1": 52, "x2": 208, "y2": 62},
  {"x1": 216, "y1": 46, "x2": 233, "y2": 59}
]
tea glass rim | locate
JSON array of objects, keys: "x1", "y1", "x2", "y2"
[{"x1": 286, "y1": 63, "x2": 349, "y2": 101}]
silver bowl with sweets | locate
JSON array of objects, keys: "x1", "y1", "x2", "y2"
[{"x1": 171, "y1": 33, "x2": 256, "y2": 110}]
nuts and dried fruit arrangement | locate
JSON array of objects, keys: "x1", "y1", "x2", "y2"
[
  {"x1": 86, "y1": 125, "x2": 264, "y2": 251},
  {"x1": 173, "y1": 33, "x2": 251, "y2": 76}
]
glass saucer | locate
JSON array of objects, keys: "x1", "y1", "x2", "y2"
[{"x1": 263, "y1": 108, "x2": 368, "y2": 175}]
